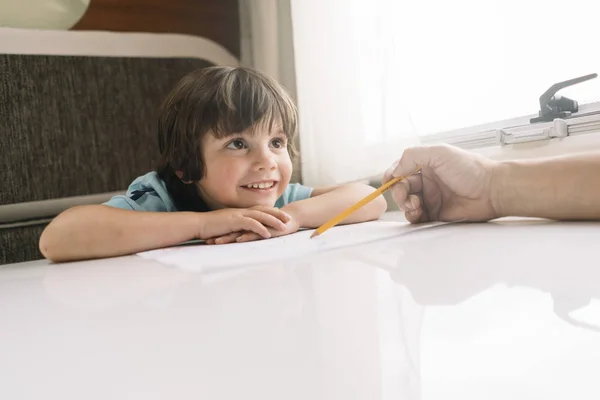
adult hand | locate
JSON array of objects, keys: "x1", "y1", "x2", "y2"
[{"x1": 383, "y1": 145, "x2": 500, "y2": 223}]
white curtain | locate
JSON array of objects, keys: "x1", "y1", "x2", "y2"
[
  {"x1": 240, "y1": 0, "x2": 305, "y2": 182},
  {"x1": 291, "y1": 0, "x2": 420, "y2": 186},
  {"x1": 290, "y1": 0, "x2": 600, "y2": 186},
  {"x1": 239, "y1": 0, "x2": 297, "y2": 100}
]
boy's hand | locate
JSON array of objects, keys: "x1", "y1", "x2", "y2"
[
  {"x1": 199, "y1": 206, "x2": 291, "y2": 242},
  {"x1": 205, "y1": 208, "x2": 300, "y2": 245}
]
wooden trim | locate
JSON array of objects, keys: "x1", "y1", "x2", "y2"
[{"x1": 72, "y1": 0, "x2": 240, "y2": 58}]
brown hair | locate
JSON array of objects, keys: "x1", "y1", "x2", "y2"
[{"x1": 156, "y1": 66, "x2": 298, "y2": 211}]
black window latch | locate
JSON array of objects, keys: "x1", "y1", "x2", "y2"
[{"x1": 530, "y1": 73, "x2": 597, "y2": 123}]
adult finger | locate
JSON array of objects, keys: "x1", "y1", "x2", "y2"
[
  {"x1": 382, "y1": 160, "x2": 400, "y2": 184},
  {"x1": 392, "y1": 146, "x2": 442, "y2": 178},
  {"x1": 404, "y1": 174, "x2": 423, "y2": 194},
  {"x1": 402, "y1": 194, "x2": 421, "y2": 212},
  {"x1": 390, "y1": 185, "x2": 409, "y2": 210},
  {"x1": 391, "y1": 174, "x2": 422, "y2": 207},
  {"x1": 405, "y1": 208, "x2": 425, "y2": 224}
]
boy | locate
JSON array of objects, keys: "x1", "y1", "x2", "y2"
[{"x1": 39, "y1": 67, "x2": 387, "y2": 262}]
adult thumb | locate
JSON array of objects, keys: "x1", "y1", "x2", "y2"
[{"x1": 392, "y1": 146, "x2": 437, "y2": 178}]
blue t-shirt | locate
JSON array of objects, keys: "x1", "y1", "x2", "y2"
[{"x1": 104, "y1": 171, "x2": 313, "y2": 212}]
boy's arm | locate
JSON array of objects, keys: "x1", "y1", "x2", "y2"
[
  {"x1": 206, "y1": 183, "x2": 388, "y2": 244},
  {"x1": 39, "y1": 205, "x2": 202, "y2": 262},
  {"x1": 282, "y1": 183, "x2": 387, "y2": 228},
  {"x1": 39, "y1": 204, "x2": 289, "y2": 262}
]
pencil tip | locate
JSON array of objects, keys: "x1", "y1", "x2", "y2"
[{"x1": 310, "y1": 231, "x2": 320, "y2": 239}]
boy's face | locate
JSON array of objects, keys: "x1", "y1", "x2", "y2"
[{"x1": 196, "y1": 125, "x2": 293, "y2": 209}]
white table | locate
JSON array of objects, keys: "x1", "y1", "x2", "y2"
[{"x1": 1, "y1": 216, "x2": 599, "y2": 399}]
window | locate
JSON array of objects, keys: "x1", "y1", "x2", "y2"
[{"x1": 291, "y1": 0, "x2": 600, "y2": 186}]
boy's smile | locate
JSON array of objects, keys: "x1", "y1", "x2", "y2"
[
  {"x1": 240, "y1": 179, "x2": 279, "y2": 196},
  {"x1": 195, "y1": 125, "x2": 293, "y2": 210},
  {"x1": 242, "y1": 180, "x2": 277, "y2": 190}
]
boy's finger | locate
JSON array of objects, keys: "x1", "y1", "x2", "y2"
[
  {"x1": 265, "y1": 208, "x2": 291, "y2": 222},
  {"x1": 246, "y1": 210, "x2": 287, "y2": 231},
  {"x1": 251, "y1": 206, "x2": 291, "y2": 222},
  {"x1": 236, "y1": 232, "x2": 262, "y2": 243},
  {"x1": 214, "y1": 232, "x2": 241, "y2": 244},
  {"x1": 240, "y1": 217, "x2": 271, "y2": 238}
]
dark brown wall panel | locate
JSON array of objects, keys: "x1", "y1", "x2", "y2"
[{"x1": 72, "y1": 0, "x2": 240, "y2": 58}]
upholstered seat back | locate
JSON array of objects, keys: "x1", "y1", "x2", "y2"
[{"x1": 0, "y1": 53, "x2": 211, "y2": 263}]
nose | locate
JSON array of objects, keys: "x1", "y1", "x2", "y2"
[{"x1": 253, "y1": 146, "x2": 277, "y2": 171}]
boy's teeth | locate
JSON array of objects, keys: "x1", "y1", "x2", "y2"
[{"x1": 247, "y1": 182, "x2": 273, "y2": 189}]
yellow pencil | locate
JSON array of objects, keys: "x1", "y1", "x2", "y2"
[{"x1": 310, "y1": 167, "x2": 421, "y2": 239}]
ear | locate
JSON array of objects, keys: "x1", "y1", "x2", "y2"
[{"x1": 175, "y1": 170, "x2": 194, "y2": 184}]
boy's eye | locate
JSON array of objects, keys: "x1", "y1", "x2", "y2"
[
  {"x1": 271, "y1": 138, "x2": 286, "y2": 149},
  {"x1": 226, "y1": 139, "x2": 247, "y2": 150}
]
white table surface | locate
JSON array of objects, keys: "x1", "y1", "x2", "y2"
[{"x1": 1, "y1": 215, "x2": 599, "y2": 399}]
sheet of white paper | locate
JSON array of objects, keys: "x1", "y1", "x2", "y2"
[{"x1": 136, "y1": 220, "x2": 439, "y2": 272}]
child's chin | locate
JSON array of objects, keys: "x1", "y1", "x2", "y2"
[
  {"x1": 233, "y1": 198, "x2": 278, "y2": 208},
  {"x1": 252, "y1": 199, "x2": 278, "y2": 207},
  {"x1": 236, "y1": 192, "x2": 281, "y2": 208}
]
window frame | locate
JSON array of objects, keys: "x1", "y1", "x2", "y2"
[{"x1": 416, "y1": 101, "x2": 600, "y2": 159}]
